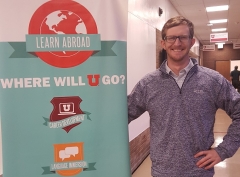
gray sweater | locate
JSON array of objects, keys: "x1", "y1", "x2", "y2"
[{"x1": 128, "y1": 58, "x2": 240, "y2": 177}]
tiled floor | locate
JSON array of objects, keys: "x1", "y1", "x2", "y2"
[{"x1": 132, "y1": 109, "x2": 240, "y2": 177}]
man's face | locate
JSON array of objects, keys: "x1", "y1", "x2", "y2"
[{"x1": 161, "y1": 25, "x2": 195, "y2": 63}]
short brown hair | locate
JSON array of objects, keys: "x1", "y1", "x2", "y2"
[{"x1": 161, "y1": 16, "x2": 194, "y2": 40}]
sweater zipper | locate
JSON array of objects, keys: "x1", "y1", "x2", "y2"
[
  {"x1": 179, "y1": 65, "x2": 196, "y2": 94},
  {"x1": 168, "y1": 75, "x2": 181, "y2": 92},
  {"x1": 163, "y1": 65, "x2": 197, "y2": 94}
]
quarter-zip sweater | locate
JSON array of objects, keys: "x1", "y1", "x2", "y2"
[{"x1": 128, "y1": 58, "x2": 240, "y2": 177}]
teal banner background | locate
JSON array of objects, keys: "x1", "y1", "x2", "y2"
[{"x1": 0, "y1": 39, "x2": 130, "y2": 177}]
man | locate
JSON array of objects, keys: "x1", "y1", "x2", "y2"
[
  {"x1": 230, "y1": 65, "x2": 240, "y2": 91},
  {"x1": 128, "y1": 16, "x2": 240, "y2": 177}
]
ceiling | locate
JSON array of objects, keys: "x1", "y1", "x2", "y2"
[{"x1": 169, "y1": 0, "x2": 240, "y2": 45}]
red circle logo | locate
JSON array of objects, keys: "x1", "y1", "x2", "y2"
[{"x1": 29, "y1": 0, "x2": 98, "y2": 68}]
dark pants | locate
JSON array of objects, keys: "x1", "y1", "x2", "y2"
[{"x1": 232, "y1": 80, "x2": 240, "y2": 90}]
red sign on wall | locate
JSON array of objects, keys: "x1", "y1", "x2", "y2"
[{"x1": 210, "y1": 33, "x2": 228, "y2": 43}]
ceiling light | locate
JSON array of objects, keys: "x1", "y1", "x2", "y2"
[
  {"x1": 209, "y1": 19, "x2": 227, "y2": 24},
  {"x1": 207, "y1": 23, "x2": 213, "y2": 26},
  {"x1": 206, "y1": 5, "x2": 229, "y2": 12},
  {"x1": 212, "y1": 28, "x2": 227, "y2": 32}
]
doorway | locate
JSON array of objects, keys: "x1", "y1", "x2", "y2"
[{"x1": 216, "y1": 60, "x2": 230, "y2": 81}]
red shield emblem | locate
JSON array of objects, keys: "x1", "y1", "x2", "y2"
[{"x1": 50, "y1": 96, "x2": 84, "y2": 133}]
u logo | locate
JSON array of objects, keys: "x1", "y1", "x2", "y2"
[{"x1": 63, "y1": 104, "x2": 71, "y2": 112}]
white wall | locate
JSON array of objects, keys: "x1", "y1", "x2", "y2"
[
  {"x1": 127, "y1": 0, "x2": 180, "y2": 141},
  {"x1": 127, "y1": 12, "x2": 155, "y2": 141},
  {"x1": 231, "y1": 60, "x2": 240, "y2": 71},
  {"x1": 191, "y1": 38, "x2": 200, "y2": 57}
]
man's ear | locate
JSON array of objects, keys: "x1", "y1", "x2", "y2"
[
  {"x1": 161, "y1": 40, "x2": 166, "y2": 50},
  {"x1": 190, "y1": 38, "x2": 195, "y2": 47}
]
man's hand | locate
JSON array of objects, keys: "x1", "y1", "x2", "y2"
[{"x1": 194, "y1": 149, "x2": 222, "y2": 170}]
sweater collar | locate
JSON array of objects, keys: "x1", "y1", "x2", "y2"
[
  {"x1": 160, "y1": 58, "x2": 198, "y2": 73},
  {"x1": 165, "y1": 59, "x2": 194, "y2": 75}
]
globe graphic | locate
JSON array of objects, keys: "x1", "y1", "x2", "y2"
[{"x1": 40, "y1": 10, "x2": 87, "y2": 57}]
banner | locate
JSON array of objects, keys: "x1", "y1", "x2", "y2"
[
  {"x1": 233, "y1": 43, "x2": 240, "y2": 49},
  {"x1": 202, "y1": 45, "x2": 215, "y2": 51},
  {"x1": 0, "y1": 0, "x2": 130, "y2": 177}
]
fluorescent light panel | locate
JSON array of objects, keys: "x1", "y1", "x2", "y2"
[
  {"x1": 209, "y1": 19, "x2": 227, "y2": 23},
  {"x1": 206, "y1": 5, "x2": 229, "y2": 12},
  {"x1": 212, "y1": 28, "x2": 227, "y2": 32}
]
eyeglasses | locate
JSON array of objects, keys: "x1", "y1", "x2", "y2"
[{"x1": 164, "y1": 35, "x2": 190, "y2": 43}]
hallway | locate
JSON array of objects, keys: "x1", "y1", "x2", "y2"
[{"x1": 132, "y1": 109, "x2": 240, "y2": 177}]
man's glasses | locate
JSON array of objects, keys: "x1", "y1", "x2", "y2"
[{"x1": 164, "y1": 35, "x2": 190, "y2": 43}]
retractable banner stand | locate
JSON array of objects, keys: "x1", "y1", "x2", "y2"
[{"x1": 0, "y1": 1, "x2": 130, "y2": 177}]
